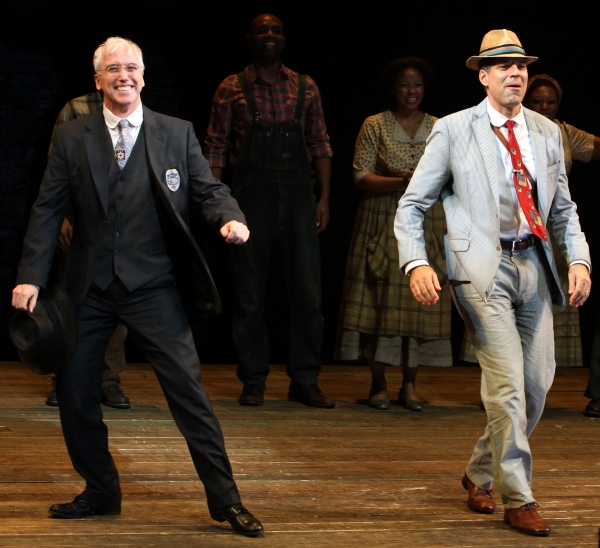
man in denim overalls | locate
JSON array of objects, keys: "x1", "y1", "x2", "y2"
[{"x1": 205, "y1": 14, "x2": 334, "y2": 408}]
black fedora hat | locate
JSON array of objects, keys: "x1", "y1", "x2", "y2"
[{"x1": 9, "y1": 284, "x2": 77, "y2": 375}]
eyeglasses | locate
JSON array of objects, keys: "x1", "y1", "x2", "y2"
[{"x1": 97, "y1": 64, "x2": 140, "y2": 74}]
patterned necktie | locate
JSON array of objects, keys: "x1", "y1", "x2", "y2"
[
  {"x1": 505, "y1": 120, "x2": 547, "y2": 241},
  {"x1": 115, "y1": 119, "x2": 134, "y2": 170}
]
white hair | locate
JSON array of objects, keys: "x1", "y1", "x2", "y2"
[{"x1": 93, "y1": 37, "x2": 144, "y2": 71}]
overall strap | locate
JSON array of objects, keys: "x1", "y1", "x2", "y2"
[
  {"x1": 294, "y1": 74, "x2": 306, "y2": 121},
  {"x1": 237, "y1": 71, "x2": 261, "y2": 121}
]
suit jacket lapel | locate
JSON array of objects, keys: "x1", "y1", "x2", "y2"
[
  {"x1": 83, "y1": 108, "x2": 110, "y2": 215},
  {"x1": 471, "y1": 99, "x2": 500, "y2": 211},
  {"x1": 143, "y1": 106, "x2": 168, "y2": 196},
  {"x1": 83, "y1": 108, "x2": 109, "y2": 215},
  {"x1": 525, "y1": 110, "x2": 548, "y2": 222}
]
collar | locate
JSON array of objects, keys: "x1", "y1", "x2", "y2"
[
  {"x1": 102, "y1": 102, "x2": 144, "y2": 129},
  {"x1": 246, "y1": 63, "x2": 291, "y2": 85},
  {"x1": 486, "y1": 97, "x2": 526, "y2": 128}
]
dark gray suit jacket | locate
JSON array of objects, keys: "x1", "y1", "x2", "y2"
[{"x1": 17, "y1": 106, "x2": 245, "y2": 314}]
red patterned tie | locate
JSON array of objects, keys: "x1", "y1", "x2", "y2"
[{"x1": 505, "y1": 120, "x2": 547, "y2": 241}]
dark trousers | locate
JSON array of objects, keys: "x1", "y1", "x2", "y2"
[
  {"x1": 55, "y1": 274, "x2": 240, "y2": 511},
  {"x1": 231, "y1": 182, "x2": 324, "y2": 386},
  {"x1": 585, "y1": 304, "x2": 600, "y2": 399},
  {"x1": 54, "y1": 248, "x2": 126, "y2": 390},
  {"x1": 51, "y1": 324, "x2": 127, "y2": 390}
]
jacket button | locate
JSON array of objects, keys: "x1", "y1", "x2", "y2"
[
  {"x1": 102, "y1": 221, "x2": 106, "y2": 226},
  {"x1": 94, "y1": 254, "x2": 99, "y2": 260},
  {"x1": 114, "y1": 250, "x2": 119, "y2": 255},
  {"x1": 116, "y1": 232, "x2": 120, "y2": 238},
  {"x1": 496, "y1": 245, "x2": 501, "y2": 251}
]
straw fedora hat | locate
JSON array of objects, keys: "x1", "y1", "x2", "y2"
[
  {"x1": 9, "y1": 284, "x2": 77, "y2": 375},
  {"x1": 466, "y1": 29, "x2": 538, "y2": 70}
]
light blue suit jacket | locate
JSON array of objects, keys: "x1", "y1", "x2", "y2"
[{"x1": 395, "y1": 98, "x2": 590, "y2": 305}]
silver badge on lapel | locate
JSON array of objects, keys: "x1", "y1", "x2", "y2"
[{"x1": 166, "y1": 169, "x2": 180, "y2": 192}]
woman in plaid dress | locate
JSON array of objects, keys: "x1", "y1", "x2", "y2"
[{"x1": 336, "y1": 58, "x2": 452, "y2": 411}]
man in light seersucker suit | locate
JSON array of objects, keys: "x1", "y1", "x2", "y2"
[{"x1": 395, "y1": 30, "x2": 591, "y2": 537}]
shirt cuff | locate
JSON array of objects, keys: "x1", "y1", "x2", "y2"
[
  {"x1": 404, "y1": 259, "x2": 429, "y2": 275},
  {"x1": 570, "y1": 260, "x2": 590, "y2": 272}
]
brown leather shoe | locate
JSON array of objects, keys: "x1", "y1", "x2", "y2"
[
  {"x1": 288, "y1": 382, "x2": 335, "y2": 408},
  {"x1": 504, "y1": 503, "x2": 550, "y2": 536},
  {"x1": 238, "y1": 384, "x2": 264, "y2": 406},
  {"x1": 462, "y1": 474, "x2": 496, "y2": 514}
]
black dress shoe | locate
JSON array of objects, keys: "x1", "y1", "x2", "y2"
[
  {"x1": 583, "y1": 398, "x2": 600, "y2": 417},
  {"x1": 46, "y1": 389, "x2": 58, "y2": 407},
  {"x1": 210, "y1": 503, "x2": 263, "y2": 536},
  {"x1": 101, "y1": 385, "x2": 131, "y2": 409},
  {"x1": 49, "y1": 494, "x2": 121, "y2": 519},
  {"x1": 288, "y1": 382, "x2": 335, "y2": 408},
  {"x1": 238, "y1": 384, "x2": 264, "y2": 406}
]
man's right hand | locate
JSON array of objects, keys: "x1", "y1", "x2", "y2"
[
  {"x1": 12, "y1": 284, "x2": 40, "y2": 313},
  {"x1": 409, "y1": 265, "x2": 441, "y2": 305},
  {"x1": 57, "y1": 218, "x2": 73, "y2": 252}
]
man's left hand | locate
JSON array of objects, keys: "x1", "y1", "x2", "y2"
[
  {"x1": 568, "y1": 263, "x2": 592, "y2": 307},
  {"x1": 220, "y1": 221, "x2": 249, "y2": 245},
  {"x1": 316, "y1": 199, "x2": 329, "y2": 234}
]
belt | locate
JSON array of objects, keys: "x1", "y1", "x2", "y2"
[{"x1": 500, "y1": 236, "x2": 535, "y2": 251}]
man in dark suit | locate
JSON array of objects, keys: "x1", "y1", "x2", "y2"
[{"x1": 12, "y1": 37, "x2": 263, "y2": 537}]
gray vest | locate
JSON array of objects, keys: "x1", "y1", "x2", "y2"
[{"x1": 94, "y1": 126, "x2": 173, "y2": 291}]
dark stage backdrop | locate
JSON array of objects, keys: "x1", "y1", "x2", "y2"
[{"x1": 1, "y1": 2, "x2": 598, "y2": 365}]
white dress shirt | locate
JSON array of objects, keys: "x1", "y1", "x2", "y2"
[
  {"x1": 102, "y1": 102, "x2": 144, "y2": 149},
  {"x1": 487, "y1": 98, "x2": 535, "y2": 240}
]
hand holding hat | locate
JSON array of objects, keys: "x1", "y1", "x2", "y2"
[
  {"x1": 9, "y1": 284, "x2": 77, "y2": 375},
  {"x1": 12, "y1": 284, "x2": 39, "y2": 313}
]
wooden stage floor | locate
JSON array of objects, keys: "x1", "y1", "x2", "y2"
[{"x1": 0, "y1": 362, "x2": 598, "y2": 547}]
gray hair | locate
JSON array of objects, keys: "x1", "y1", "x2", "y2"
[{"x1": 93, "y1": 37, "x2": 145, "y2": 72}]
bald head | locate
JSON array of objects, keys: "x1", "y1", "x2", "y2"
[{"x1": 250, "y1": 14, "x2": 284, "y2": 35}]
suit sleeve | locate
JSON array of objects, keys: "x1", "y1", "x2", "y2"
[
  {"x1": 394, "y1": 118, "x2": 451, "y2": 270},
  {"x1": 16, "y1": 127, "x2": 71, "y2": 288},
  {"x1": 546, "y1": 127, "x2": 591, "y2": 269},
  {"x1": 186, "y1": 122, "x2": 247, "y2": 228}
]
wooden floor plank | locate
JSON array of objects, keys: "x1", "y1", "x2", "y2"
[{"x1": 0, "y1": 362, "x2": 598, "y2": 547}]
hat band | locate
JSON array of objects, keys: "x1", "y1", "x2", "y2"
[{"x1": 479, "y1": 43, "x2": 526, "y2": 57}]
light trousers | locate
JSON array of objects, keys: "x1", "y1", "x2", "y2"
[{"x1": 451, "y1": 244, "x2": 555, "y2": 508}]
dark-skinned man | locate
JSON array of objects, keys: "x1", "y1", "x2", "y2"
[{"x1": 205, "y1": 14, "x2": 334, "y2": 408}]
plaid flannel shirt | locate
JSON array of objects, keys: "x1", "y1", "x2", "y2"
[
  {"x1": 52, "y1": 91, "x2": 103, "y2": 139},
  {"x1": 204, "y1": 64, "x2": 332, "y2": 169}
]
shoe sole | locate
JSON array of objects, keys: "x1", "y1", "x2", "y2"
[
  {"x1": 210, "y1": 515, "x2": 264, "y2": 537},
  {"x1": 238, "y1": 400, "x2": 264, "y2": 406},
  {"x1": 467, "y1": 502, "x2": 495, "y2": 514},
  {"x1": 367, "y1": 403, "x2": 389, "y2": 410},
  {"x1": 45, "y1": 401, "x2": 59, "y2": 407},
  {"x1": 504, "y1": 516, "x2": 550, "y2": 536},
  {"x1": 583, "y1": 411, "x2": 600, "y2": 418},
  {"x1": 288, "y1": 395, "x2": 335, "y2": 408},
  {"x1": 49, "y1": 508, "x2": 121, "y2": 519},
  {"x1": 102, "y1": 402, "x2": 131, "y2": 409}
]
